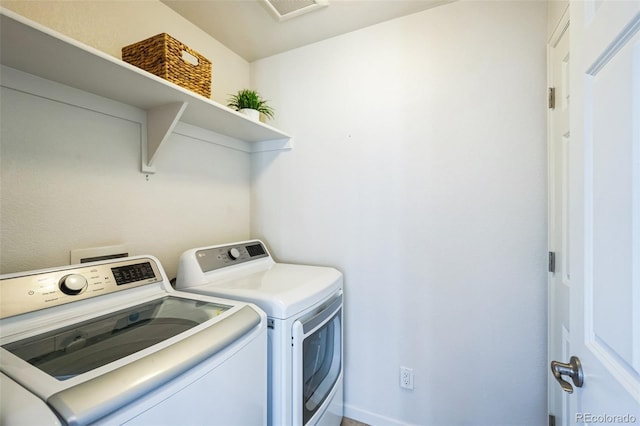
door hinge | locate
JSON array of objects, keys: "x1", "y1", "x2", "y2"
[
  {"x1": 549, "y1": 251, "x2": 556, "y2": 273},
  {"x1": 548, "y1": 87, "x2": 556, "y2": 109}
]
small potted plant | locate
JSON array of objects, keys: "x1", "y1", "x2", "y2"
[{"x1": 227, "y1": 89, "x2": 275, "y2": 122}]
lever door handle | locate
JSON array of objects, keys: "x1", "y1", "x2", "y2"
[{"x1": 550, "y1": 356, "x2": 584, "y2": 393}]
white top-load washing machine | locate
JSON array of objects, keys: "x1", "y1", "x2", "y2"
[
  {"x1": 0, "y1": 255, "x2": 267, "y2": 426},
  {"x1": 176, "y1": 240, "x2": 343, "y2": 426}
]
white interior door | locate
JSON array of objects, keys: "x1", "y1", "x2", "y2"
[
  {"x1": 548, "y1": 8, "x2": 571, "y2": 425},
  {"x1": 562, "y1": 0, "x2": 640, "y2": 420}
]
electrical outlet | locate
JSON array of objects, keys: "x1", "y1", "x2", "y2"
[{"x1": 400, "y1": 366, "x2": 414, "y2": 390}]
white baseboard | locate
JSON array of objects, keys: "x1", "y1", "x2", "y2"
[{"x1": 343, "y1": 403, "x2": 411, "y2": 426}]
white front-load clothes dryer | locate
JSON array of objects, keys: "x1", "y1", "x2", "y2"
[
  {"x1": 176, "y1": 240, "x2": 343, "y2": 426},
  {"x1": 0, "y1": 255, "x2": 267, "y2": 426}
]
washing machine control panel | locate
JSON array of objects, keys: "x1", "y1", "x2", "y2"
[
  {"x1": 196, "y1": 241, "x2": 269, "y2": 273},
  {"x1": 0, "y1": 257, "x2": 163, "y2": 318},
  {"x1": 58, "y1": 274, "x2": 88, "y2": 295}
]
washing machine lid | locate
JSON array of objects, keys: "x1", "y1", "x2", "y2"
[
  {"x1": 0, "y1": 256, "x2": 264, "y2": 426},
  {"x1": 183, "y1": 263, "x2": 342, "y2": 319},
  {"x1": 1, "y1": 373, "x2": 61, "y2": 425},
  {"x1": 1, "y1": 296, "x2": 261, "y2": 426},
  {"x1": 2, "y1": 295, "x2": 231, "y2": 380}
]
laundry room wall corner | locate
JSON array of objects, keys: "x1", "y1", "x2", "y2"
[
  {"x1": 250, "y1": 1, "x2": 548, "y2": 425},
  {"x1": 0, "y1": 2, "x2": 253, "y2": 278}
]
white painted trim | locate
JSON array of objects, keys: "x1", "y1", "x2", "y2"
[
  {"x1": 549, "y1": 6, "x2": 570, "y2": 47},
  {"x1": 547, "y1": 9, "x2": 571, "y2": 422},
  {"x1": 172, "y1": 122, "x2": 293, "y2": 153},
  {"x1": 344, "y1": 404, "x2": 412, "y2": 426},
  {"x1": 561, "y1": 326, "x2": 570, "y2": 426},
  {"x1": 547, "y1": 5, "x2": 570, "y2": 258},
  {"x1": 0, "y1": 65, "x2": 144, "y2": 123},
  {"x1": 587, "y1": 339, "x2": 640, "y2": 403},
  {"x1": 253, "y1": 138, "x2": 294, "y2": 153},
  {"x1": 562, "y1": 134, "x2": 571, "y2": 288},
  {"x1": 173, "y1": 122, "x2": 252, "y2": 153},
  {"x1": 585, "y1": 12, "x2": 640, "y2": 76},
  {"x1": 632, "y1": 38, "x2": 640, "y2": 374},
  {"x1": 146, "y1": 102, "x2": 188, "y2": 172}
]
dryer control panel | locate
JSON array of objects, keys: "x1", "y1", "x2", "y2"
[
  {"x1": 196, "y1": 241, "x2": 269, "y2": 273},
  {"x1": 0, "y1": 257, "x2": 163, "y2": 318}
]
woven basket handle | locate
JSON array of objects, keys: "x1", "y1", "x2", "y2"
[{"x1": 181, "y1": 49, "x2": 199, "y2": 67}]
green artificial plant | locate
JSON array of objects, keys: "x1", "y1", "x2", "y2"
[{"x1": 227, "y1": 89, "x2": 275, "y2": 119}]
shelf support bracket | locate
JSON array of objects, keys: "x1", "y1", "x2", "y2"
[
  {"x1": 142, "y1": 101, "x2": 188, "y2": 173},
  {"x1": 252, "y1": 138, "x2": 294, "y2": 153}
]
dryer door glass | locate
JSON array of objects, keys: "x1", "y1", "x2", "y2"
[
  {"x1": 301, "y1": 304, "x2": 342, "y2": 424},
  {"x1": 2, "y1": 296, "x2": 229, "y2": 380}
]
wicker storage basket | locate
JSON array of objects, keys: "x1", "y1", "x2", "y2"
[{"x1": 122, "y1": 33, "x2": 212, "y2": 98}]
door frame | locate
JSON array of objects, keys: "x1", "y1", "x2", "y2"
[{"x1": 547, "y1": 6, "x2": 570, "y2": 425}]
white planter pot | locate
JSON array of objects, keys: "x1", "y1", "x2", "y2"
[{"x1": 239, "y1": 108, "x2": 260, "y2": 122}]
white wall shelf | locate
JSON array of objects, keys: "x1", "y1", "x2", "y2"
[{"x1": 0, "y1": 8, "x2": 292, "y2": 173}]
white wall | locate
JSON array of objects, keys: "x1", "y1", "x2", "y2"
[
  {"x1": 0, "y1": 2, "x2": 252, "y2": 277},
  {"x1": 251, "y1": 1, "x2": 548, "y2": 425}
]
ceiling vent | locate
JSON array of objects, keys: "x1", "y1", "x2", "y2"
[{"x1": 260, "y1": 0, "x2": 329, "y2": 21}]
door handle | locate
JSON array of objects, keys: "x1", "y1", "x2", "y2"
[{"x1": 550, "y1": 356, "x2": 584, "y2": 393}]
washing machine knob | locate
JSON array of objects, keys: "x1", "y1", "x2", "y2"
[
  {"x1": 228, "y1": 248, "x2": 241, "y2": 260},
  {"x1": 59, "y1": 274, "x2": 88, "y2": 295}
]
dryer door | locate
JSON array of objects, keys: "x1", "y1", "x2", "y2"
[{"x1": 292, "y1": 294, "x2": 342, "y2": 425}]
